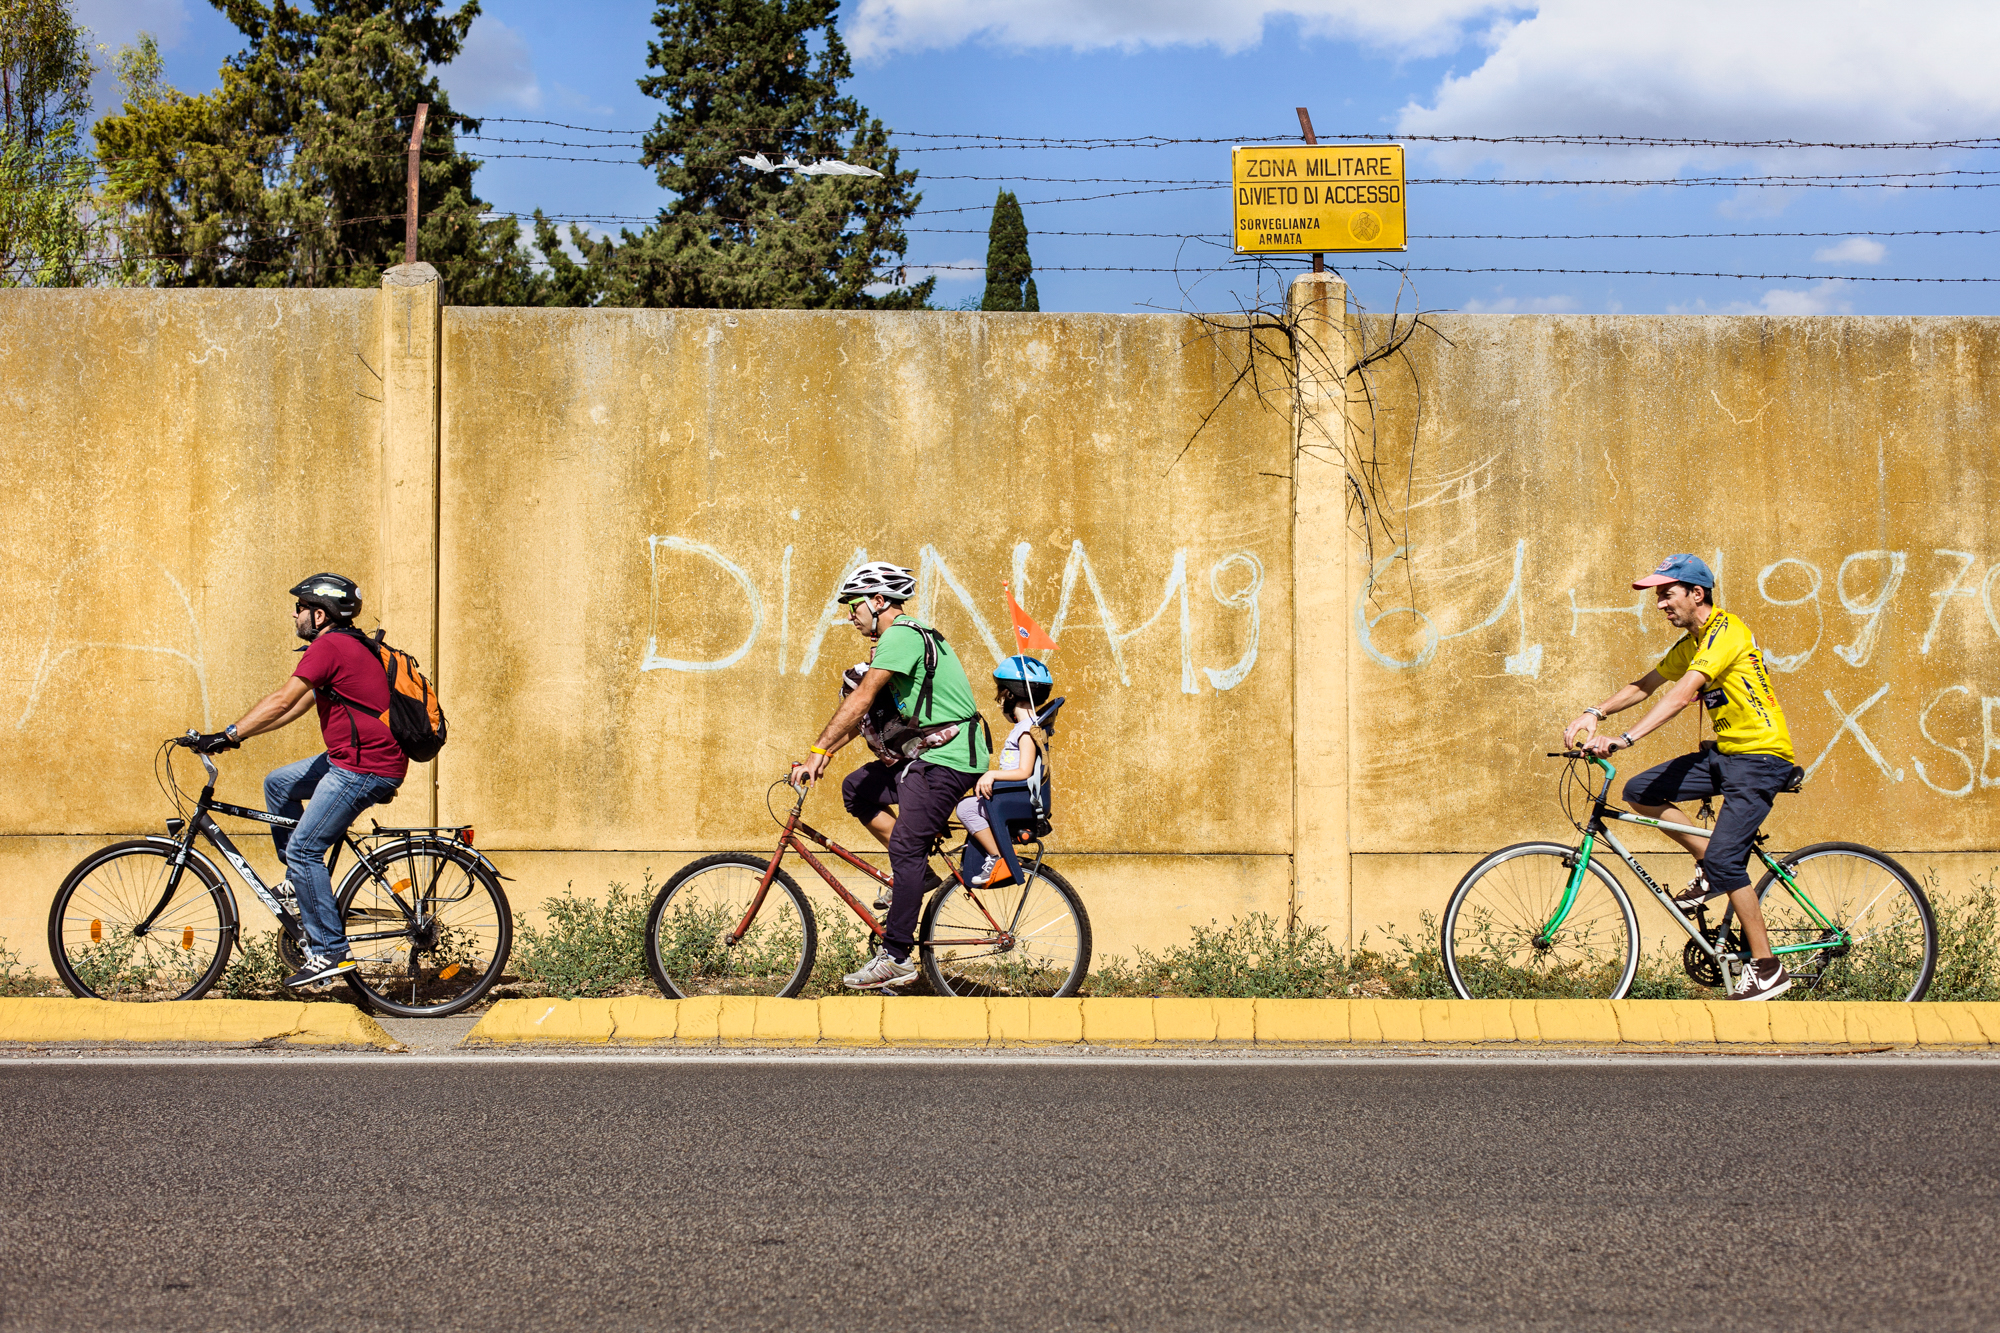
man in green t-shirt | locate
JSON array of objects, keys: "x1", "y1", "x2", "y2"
[{"x1": 796, "y1": 561, "x2": 991, "y2": 989}]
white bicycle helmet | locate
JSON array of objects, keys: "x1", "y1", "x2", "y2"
[{"x1": 837, "y1": 561, "x2": 917, "y2": 604}]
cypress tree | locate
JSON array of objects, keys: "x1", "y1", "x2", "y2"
[{"x1": 980, "y1": 189, "x2": 1034, "y2": 311}]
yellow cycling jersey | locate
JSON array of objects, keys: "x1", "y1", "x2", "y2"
[{"x1": 1656, "y1": 609, "x2": 1794, "y2": 761}]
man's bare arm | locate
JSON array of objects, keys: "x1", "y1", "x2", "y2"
[
  {"x1": 798, "y1": 668, "x2": 896, "y2": 782},
  {"x1": 231, "y1": 677, "x2": 314, "y2": 740},
  {"x1": 1585, "y1": 670, "x2": 1706, "y2": 756},
  {"x1": 1563, "y1": 670, "x2": 1667, "y2": 747}
]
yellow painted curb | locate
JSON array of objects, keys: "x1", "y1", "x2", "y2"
[
  {"x1": 460, "y1": 997, "x2": 2000, "y2": 1049},
  {"x1": 0, "y1": 998, "x2": 398, "y2": 1048}
]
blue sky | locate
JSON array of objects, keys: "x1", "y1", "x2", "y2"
[{"x1": 75, "y1": 0, "x2": 2000, "y2": 317}]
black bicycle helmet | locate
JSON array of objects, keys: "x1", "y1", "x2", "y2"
[{"x1": 289, "y1": 573, "x2": 362, "y2": 622}]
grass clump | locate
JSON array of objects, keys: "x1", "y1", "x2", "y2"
[
  {"x1": 1925, "y1": 874, "x2": 2000, "y2": 1001},
  {"x1": 218, "y1": 930, "x2": 289, "y2": 998},
  {"x1": 1087, "y1": 913, "x2": 1448, "y2": 999},
  {"x1": 0, "y1": 938, "x2": 61, "y2": 997},
  {"x1": 509, "y1": 877, "x2": 654, "y2": 999}
]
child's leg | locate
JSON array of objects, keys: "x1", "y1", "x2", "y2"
[{"x1": 954, "y1": 796, "x2": 999, "y2": 877}]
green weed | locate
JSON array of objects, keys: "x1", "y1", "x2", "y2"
[
  {"x1": 0, "y1": 938, "x2": 61, "y2": 997},
  {"x1": 508, "y1": 876, "x2": 656, "y2": 999}
]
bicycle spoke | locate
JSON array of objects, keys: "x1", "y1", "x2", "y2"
[
  {"x1": 51, "y1": 843, "x2": 230, "y2": 1002},
  {"x1": 921, "y1": 865, "x2": 1089, "y2": 998},
  {"x1": 1443, "y1": 845, "x2": 1638, "y2": 999},
  {"x1": 647, "y1": 855, "x2": 816, "y2": 999},
  {"x1": 1751, "y1": 847, "x2": 1934, "y2": 1001}
]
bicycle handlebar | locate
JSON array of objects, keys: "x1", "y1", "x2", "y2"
[{"x1": 171, "y1": 730, "x2": 220, "y2": 784}]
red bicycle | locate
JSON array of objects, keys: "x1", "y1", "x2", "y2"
[{"x1": 641, "y1": 778, "x2": 1091, "y2": 998}]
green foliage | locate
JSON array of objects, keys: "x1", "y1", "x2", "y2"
[
  {"x1": 0, "y1": 936, "x2": 61, "y2": 996},
  {"x1": 218, "y1": 929, "x2": 289, "y2": 998},
  {"x1": 979, "y1": 189, "x2": 1035, "y2": 312},
  {"x1": 542, "y1": 0, "x2": 929, "y2": 309},
  {"x1": 1925, "y1": 874, "x2": 2000, "y2": 1001},
  {"x1": 0, "y1": 0, "x2": 112, "y2": 285},
  {"x1": 93, "y1": 1, "x2": 547, "y2": 303},
  {"x1": 512, "y1": 878, "x2": 655, "y2": 999}
]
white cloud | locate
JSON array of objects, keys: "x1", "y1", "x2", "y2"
[
  {"x1": 438, "y1": 16, "x2": 541, "y2": 112},
  {"x1": 846, "y1": 0, "x2": 1519, "y2": 59},
  {"x1": 1459, "y1": 291, "x2": 1578, "y2": 312},
  {"x1": 1668, "y1": 280, "x2": 1853, "y2": 316},
  {"x1": 1397, "y1": 1, "x2": 2000, "y2": 175},
  {"x1": 1812, "y1": 236, "x2": 1887, "y2": 265}
]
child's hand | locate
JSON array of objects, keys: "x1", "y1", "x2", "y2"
[{"x1": 974, "y1": 773, "x2": 995, "y2": 798}]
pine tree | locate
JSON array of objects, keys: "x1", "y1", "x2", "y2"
[
  {"x1": 0, "y1": 0, "x2": 107, "y2": 285},
  {"x1": 979, "y1": 189, "x2": 1035, "y2": 312},
  {"x1": 93, "y1": 0, "x2": 546, "y2": 303},
  {"x1": 557, "y1": 0, "x2": 929, "y2": 309}
]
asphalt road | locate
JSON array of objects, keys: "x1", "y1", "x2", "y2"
[{"x1": 2, "y1": 1058, "x2": 1996, "y2": 1331}]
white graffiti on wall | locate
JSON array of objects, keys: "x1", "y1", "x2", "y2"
[
  {"x1": 17, "y1": 549, "x2": 211, "y2": 730},
  {"x1": 1358, "y1": 542, "x2": 2000, "y2": 799},
  {"x1": 643, "y1": 536, "x2": 1266, "y2": 693}
]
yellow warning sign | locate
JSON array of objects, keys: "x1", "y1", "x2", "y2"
[{"x1": 1231, "y1": 143, "x2": 1406, "y2": 254}]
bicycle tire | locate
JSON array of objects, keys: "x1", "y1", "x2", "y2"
[
  {"x1": 48, "y1": 839, "x2": 235, "y2": 1002},
  {"x1": 334, "y1": 839, "x2": 512, "y2": 1018},
  {"x1": 1727, "y1": 842, "x2": 1936, "y2": 1002},
  {"x1": 645, "y1": 852, "x2": 817, "y2": 999},
  {"x1": 919, "y1": 860, "x2": 1092, "y2": 998},
  {"x1": 1442, "y1": 842, "x2": 1640, "y2": 1000}
]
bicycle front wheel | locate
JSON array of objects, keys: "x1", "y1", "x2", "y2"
[
  {"x1": 48, "y1": 840, "x2": 234, "y2": 1002},
  {"x1": 919, "y1": 860, "x2": 1091, "y2": 997},
  {"x1": 1734, "y1": 843, "x2": 1936, "y2": 1002},
  {"x1": 1442, "y1": 842, "x2": 1640, "y2": 999},
  {"x1": 336, "y1": 840, "x2": 512, "y2": 1018},
  {"x1": 645, "y1": 853, "x2": 817, "y2": 998}
]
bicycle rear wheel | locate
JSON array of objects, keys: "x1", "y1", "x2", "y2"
[
  {"x1": 48, "y1": 840, "x2": 234, "y2": 1001},
  {"x1": 335, "y1": 840, "x2": 512, "y2": 1017},
  {"x1": 1733, "y1": 842, "x2": 1936, "y2": 1001},
  {"x1": 645, "y1": 853, "x2": 817, "y2": 998},
  {"x1": 1442, "y1": 842, "x2": 1640, "y2": 999},
  {"x1": 919, "y1": 860, "x2": 1091, "y2": 997}
]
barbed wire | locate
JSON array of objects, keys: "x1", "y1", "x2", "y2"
[{"x1": 472, "y1": 120, "x2": 2000, "y2": 152}]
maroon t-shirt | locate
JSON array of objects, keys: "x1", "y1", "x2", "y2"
[{"x1": 294, "y1": 632, "x2": 408, "y2": 780}]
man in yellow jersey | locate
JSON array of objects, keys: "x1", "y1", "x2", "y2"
[{"x1": 1562, "y1": 554, "x2": 1801, "y2": 1001}]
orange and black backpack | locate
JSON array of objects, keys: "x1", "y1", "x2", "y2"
[{"x1": 327, "y1": 627, "x2": 449, "y2": 763}]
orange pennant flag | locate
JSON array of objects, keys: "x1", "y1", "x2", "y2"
[{"x1": 1004, "y1": 582, "x2": 1057, "y2": 653}]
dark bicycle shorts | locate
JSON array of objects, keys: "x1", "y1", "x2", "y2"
[
  {"x1": 1622, "y1": 749, "x2": 1799, "y2": 893},
  {"x1": 841, "y1": 759, "x2": 902, "y2": 821}
]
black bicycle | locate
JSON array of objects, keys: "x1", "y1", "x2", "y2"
[{"x1": 47, "y1": 734, "x2": 513, "y2": 1016}]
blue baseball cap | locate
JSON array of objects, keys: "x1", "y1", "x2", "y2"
[{"x1": 1633, "y1": 554, "x2": 1713, "y2": 590}]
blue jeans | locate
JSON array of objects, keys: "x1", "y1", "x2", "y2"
[{"x1": 264, "y1": 754, "x2": 401, "y2": 959}]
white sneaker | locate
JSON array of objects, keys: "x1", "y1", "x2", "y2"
[
  {"x1": 969, "y1": 854, "x2": 998, "y2": 886},
  {"x1": 842, "y1": 947, "x2": 919, "y2": 990},
  {"x1": 1729, "y1": 957, "x2": 1793, "y2": 1002}
]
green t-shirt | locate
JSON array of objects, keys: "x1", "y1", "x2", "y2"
[{"x1": 869, "y1": 617, "x2": 989, "y2": 774}]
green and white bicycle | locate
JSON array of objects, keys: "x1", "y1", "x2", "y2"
[{"x1": 1441, "y1": 750, "x2": 1937, "y2": 1002}]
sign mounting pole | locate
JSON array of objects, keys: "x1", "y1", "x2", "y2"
[
  {"x1": 405, "y1": 102, "x2": 429, "y2": 266},
  {"x1": 1295, "y1": 106, "x2": 1322, "y2": 274}
]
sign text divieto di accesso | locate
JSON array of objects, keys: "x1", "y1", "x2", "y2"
[{"x1": 1231, "y1": 144, "x2": 1406, "y2": 254}]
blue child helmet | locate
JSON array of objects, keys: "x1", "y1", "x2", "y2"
[{"x1": 994, "y1": 655, "x2": 1054, "y2": 688}]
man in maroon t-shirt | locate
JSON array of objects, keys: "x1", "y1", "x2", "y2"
[{"x1": 191, "y1": 574, "x2": 405, "y2": 988}]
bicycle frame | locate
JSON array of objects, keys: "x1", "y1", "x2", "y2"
[
  {"x1": 1545, "y1": 754, "x2": 1849, "y2": 974},
  {"x1": 730, "y1": 783, "x2": 1048, "y2": 950},
  {"x1": 141, "y1": 747, "x2": 480, "y2": 952}
]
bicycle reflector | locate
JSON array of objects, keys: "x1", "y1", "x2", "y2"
[
  {"x1": 439, "y1": 963, "x2": 462, "y2": 981},
  {"x1": 90, "y1": 919, "x2": 101, "y2": 942},
  {"x1": 459, "y1": 826, "x2": 475, "y2": 845},
  {"x1": 182, "y1": 926, "x2": 194, "y2": 951}
]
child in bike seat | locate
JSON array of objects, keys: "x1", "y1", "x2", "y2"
[{"x1": 953, "y1": 656, "x2": 1053, "y2": 888}]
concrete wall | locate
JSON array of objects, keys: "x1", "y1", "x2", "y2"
[
  {"x1": 1342, "y1": 311, "x2": 2000, "y2": 942},
  {"x1": 3, "y1": 270, "x2": 1996, "y2": 974}
]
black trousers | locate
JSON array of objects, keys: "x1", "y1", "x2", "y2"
[
  {"x1": 884, "y1": 760, "x2": 977, "y2": 959},
  {"x1": 1623, "y1": 749, "x2": 1796, "y2": 892}
]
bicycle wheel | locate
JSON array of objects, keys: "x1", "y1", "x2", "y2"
[
  {"x1": 335, "y1": 840, "x2": 512, "y2": 1018},
  {"x1": 1731, "y1": 842, "x2": 1936, "y2": 1002},
  {"x1": 1442, "y1": 842, "x2": 1640, "y2": 999},
  {"x1": 48, "y1": 840, "x2": 234, "y2": 1002},
  {"x1": 919, "y1": 860, "x2": 1092, "y2": 997},
  {"x1": 645, "y1": 853, "x2": 817, "y2": 998}
]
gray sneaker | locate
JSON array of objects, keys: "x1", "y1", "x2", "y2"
[{"x1": 843, "y1": 947, "x2": 919, "y2": 991}]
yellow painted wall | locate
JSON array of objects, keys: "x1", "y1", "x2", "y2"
[{"x1": 3, "y1": 274, "x2": 1996, "y2": 978}]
